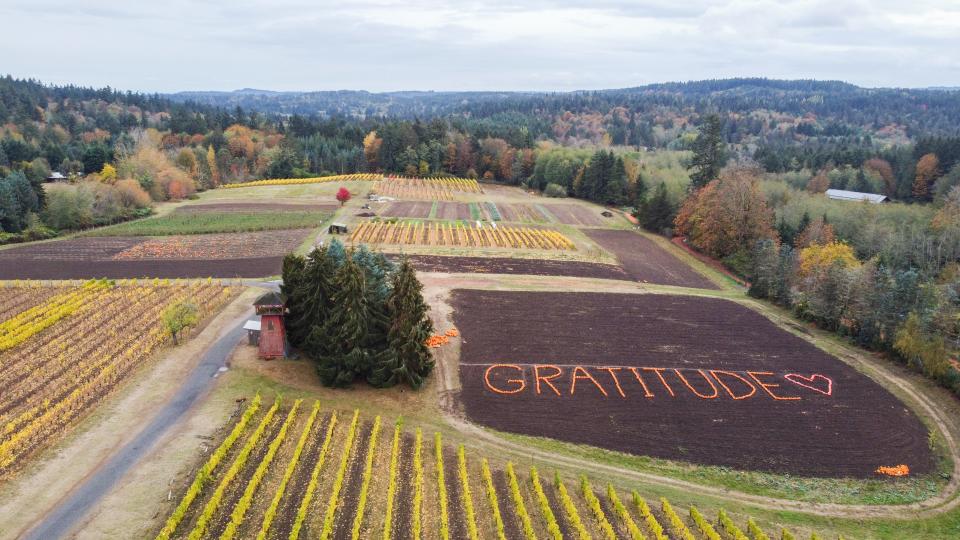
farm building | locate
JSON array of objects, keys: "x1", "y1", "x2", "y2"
[
  {"x1": 253, "y1": 291, "x2": 286, "y2": 359},
  {"x1": 45, "y1": 172, "x2": 67, "y2": 182},
  {"x1": 825, "y1": 189, "x2": 889, "y2": 203}
]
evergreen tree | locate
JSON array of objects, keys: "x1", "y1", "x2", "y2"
[
  {"x1": 640, "y1": 182, "x2": 675, "y2": 233},
  {"x1": 280, "y1": 253, "x2": 307, "y2": 345},
  {"x1": 369, "y1": 259, "x2": 435, "y2": 389},
  {"x1": 289, "y1": 246, "x2": 337, "y2": 348},
  {"x1": 688, "y1": 114, "x2": 727, "y2": 189},
  {"x1": 603, "y1": 156, "x2": 628, "y2": 205},
  {"x1": 311, "y1": 257, "x2": 385, "y2": 387}
]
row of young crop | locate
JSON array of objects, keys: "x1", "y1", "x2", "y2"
[
  {"x1": 349, "y1": 220, "x2": 575, "y2": 250},
  {"x1": 0, "y1": 281, "x2": 234, "y2": 477},
  {"x1": 159, "y1": 402, "x2": 834, "y2": 540},
  {"x1": 221, "y1": 173, "x2": 381, "y2": 189}
]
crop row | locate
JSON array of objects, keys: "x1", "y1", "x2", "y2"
[
  {"x1": 349, "y1": 220, "x2": 575, "y2": 250},
  {"x1": 221, "y1": 173, "x2": 381, "y2": 189},
  {"x1": 381, "y1": 175, "x2": 483, "y2": 194},
  {"x1": 158, "y1": 403, "x2": 831, "y2": 540},
  {"x1": 0, "y1": 281, "x2": 234, "y2": 476}
]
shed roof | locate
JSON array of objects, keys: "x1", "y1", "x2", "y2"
[
  {"x1": 243, "y1": 320, "x2": 261, "y2": 331},
  {"x1": 254, "y1": 291, "x2": 283, "y2": 306},
  {"x1": 825, "y1": 189, "x2": 889, "y2": 203},
  {"x1": 46, "y1": 172, "x2": 67, "y2": 180}
]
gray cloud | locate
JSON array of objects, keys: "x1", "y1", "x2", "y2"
[{"x1": 1, "y1": 0, "x2": 957, "y2": 92}]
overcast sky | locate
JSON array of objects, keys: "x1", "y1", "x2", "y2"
[{"x1": 2, "y1": 0, "x2": 958, "y2": 93}]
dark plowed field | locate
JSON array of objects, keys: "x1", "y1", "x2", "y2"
[
  {"x1": 174, "y1": 202, "x2": 338, "y2": 214},
  {"x1": 498, "y1": 203, "x2": 548, "y2": 223},
  {"x1": 436, "y1": 202, "x2": 472, "y2": 220},
  {"x1": 380, "y1": 201, "x2": 433, "y2": 218},
  {"x1": 584, "y1": 229, "x2": 718, "y2": 289},
  {"x1": 0, "y1": 230, "x2": 309, "y2": 279},
  {"x1": 452, "y1": 290, "x2": 934, "y2": 477},
  {"x1": 401, "y1": 255, "x2": 630, "y2": 280}
]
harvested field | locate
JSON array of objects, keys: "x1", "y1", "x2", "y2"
[
  {"x1": 379, "y1": 201, "x2": 433, "y2": 219},
  {"x1": 584, "y1": 229, "x2": 718, "y2": 289},
  {"x1": 0, "y1": 280, "x2": 234, "y2": 477},
  {"x1": 498, "y1": 203, "x2": 548, "y2": 223},
  {"x1": 451, "y1": 290, "x2": 934, "y2": 477},
  {"x1": 435, "y1": 202, "x2": 472, "y2": 220},
  {"x1": 542, "y1": 203, "x2": 606, "y2": 226},
  {"x1": 157, "y1": 399, "x2": 825, "y2": 539},
  {"x1": 0, "y1": 230, "x2": 309, "y2": 279},
  {"x1": 173, "y1": 202, "x2": 339, "y2": 214},
  {"x1": 402, "y1": 255, "x2": 630, "y2": 280}
]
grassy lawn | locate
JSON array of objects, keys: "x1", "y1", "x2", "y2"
[{"x1": 83, "y1": 211, "x2": 331, "y2": 236}]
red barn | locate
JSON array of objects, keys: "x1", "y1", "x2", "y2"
[{"x1": 254, "y1": 292, "x2": 286, "y2": 359}]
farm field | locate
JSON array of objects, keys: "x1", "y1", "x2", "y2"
[
  {"x1": 452, "y1": 289, "x2": 934, "y2": 477},
  {"x1": 155, "y1": 395, "x2": 823, "y2": 540},
  {"x1": 402, "y1": 254, "x2": 632, "y2": 279},
  {"x1": 84, "y1": 212, "x2": 331, "y2": 236},
  {"x1": 173, "y1": 202, "x2": 339, "y2": 214},
  {"x1": 0, "y1": 230, "x2": 313, "y2": 279},
  {"x1": 541, "y1": 203, "x2": 608, "y2": 226},
  {"x1": 497, "y1": 202, "x2": 550, "y2": 223},
  {"x1": 378, "y1": 201, "x2": 434, "y2": 219},
  {"x1": 349, "y1": 220, "x2": 576, "y2": 250},
  {"x1": 585, "y1": 228, "x2": 720, "y2": 289},
  {"x1": 0, "y1": 279, "x2": 235, "y2": 478},
  {"x1": 220, "y1": 173, "x2": 381, "y2": 189},
  {"x1": 372, "y1": 176, "x2": 483, "y2": 200}
]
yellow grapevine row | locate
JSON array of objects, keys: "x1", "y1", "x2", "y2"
[
  {"x1": 382, "y1": 175, "x2": 483, "y2": 193},
  {"x1": 0, "y1": 281, "x2": 106, "y2": 351},
  {"x1": 221, "y1": 173, "x2": 381, "y2": 189},
  {"x1": 350, "y1": 220, "x2": 575, "y2": 250}
]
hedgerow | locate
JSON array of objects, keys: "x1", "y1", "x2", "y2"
[
  {"x1": 481, "y1": 458, "x2": 508, "y2": 540},
  {"x1": 660, "y1": 497, "x2": 696, "y2": 540},
  {"x1": 606, "y1": 484, "x2": 646, "y2": 540},
  {"x1": 457, "y1": 444, "x2": 480, "y2": 540},
  {"x1": 554, "y1": 471, "x2": 591, "y2": 540},
  {"x1": 434, "y1": 432, "x2": 450, "y2": 540},
  {"x1": 530, "y1": 467, "x2": 563, "y2": 540},
  {"x1": 350, "y1": 415, "x2": 382, "y2": 538},
  {"x1": 505, "y1": 463, "x2": 537, "y2": 540},
  {"x1": 718, "y1": 509, "x2": 750, "y2": 540},
  {"x1": 412, "y1": 429, "x2": 424, "y2": 539},
  {"x1": 381, "y1": 418, "x2": 403, "y2": 540},
  {"x1": 689, "y1": 505, "x2": 721, "y2": 540},
  {"x1": 289, "y1": 410, "x2": 339, "y2": 540},
  {"x1": 580, "y1": 475, "x2": 617, "y2": 540},
  {"x1": 320, "y1": 409, "x2": 361, "y2": 540},
  {"x1": 256, "y1": 400, "x2": 320, "y2": 540},
  {"x1": 156, "y1": 393, "x2": 262, "y2": 540},
  {"x1": 632, "y1": 492, "x2": 668, "y2": 540},
  {"x1": 222, "y1": 400, "x2": 301, "y2": 540},
  {"x1": 187, "y1": 397, "x2": 280, "y2": 540}
]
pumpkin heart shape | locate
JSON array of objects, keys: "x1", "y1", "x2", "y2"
[{"x1": 784, "y1": 373, "x2": 833, "y2": 396}]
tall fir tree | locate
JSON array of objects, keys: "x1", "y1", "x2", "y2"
[
  {"x1": 369, "y1": 259, "x2": 435, "y2": 389},
  {"x1": 688, "y1": 114, "x2": 727, "y2": 189},
  {"x1": 640, "y1": 182, "x2": 675, "y2": 233},
  {"x1": 289, "y1": 246, "x2": 337, "y2": 347}
]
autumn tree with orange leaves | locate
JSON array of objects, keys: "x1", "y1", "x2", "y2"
[
  {"x1": 674, "y1": 164, "x2": 777, "y2": 260},
  {"x1": 913, "y1": 153, "x2": 940, "y2": 200}
]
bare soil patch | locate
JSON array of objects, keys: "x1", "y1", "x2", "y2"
[
  {"x1": 542, "y1": 204, "x2": 605, "y2": 226},
  {"x1": 498, "y1": 203, "x2": 549, "y2": 223},
  {"x1": 584, "y1": 229, "x2": 718, "y2": 289},
  {"x1": 401, "y1": 255, "x2": 630, "y2": 280},
  {"x1": 436, "y1": 202, "x2": 472, "y2": 220},
  {"x1": 379, "y1": 201, "x2": 433, "y2": 219},
  {"x1": 451, "y1": 290, "x2": 934, "y2": 478}
]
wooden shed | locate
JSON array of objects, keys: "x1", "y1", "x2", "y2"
[{"x1": 254, "y1": 292, "x2": 286, "y2": 359}]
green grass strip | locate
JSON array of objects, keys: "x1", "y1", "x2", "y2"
[
  {"x1": 187, "y1": 396, "x2": 280, "y2": 540},
  {"x1": 606, "y1": 484, "x2": 645, "y2": 540},
  {"x1": 288, "y1": 410, "x2": 339, "y2": 540},
  {"x1": 381, "y1": 418, "x2": 403, "y2": 540},
  {"x1": 222, "y1": 400, "x2": 302, "y2": 540},
  {"x1": 319, "y1": 409, "x2": 361, "y2": 540},
  {"x1": 457, "y1": 445, "x2": 480, "y2": 540},
  {"x1": 481, "y1": 458, "x2": 507, "y2": 540},
  {"x1": 530, "y1": 467, "x2": 562, "y2": 540},
  {"x1": 351, "y1": 415, "x2": 382, "y2": 539},
  {"x1": 86, "y1": 211, "x2": 330, "y2": 236},
  {"x1": 434, "y1": 432, "x2": 449, "y2": 540},
  {"x1": 156, "y1": 393, "x2": 262, "y2": 540},
  {"x1": 256, "y1": 400, "x2": 320, "y2": 540}
]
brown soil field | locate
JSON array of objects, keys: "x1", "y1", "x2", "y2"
[
  {"x1": 451, "y1": 290, "x2": 934, "y2": 478},
  {"x1": 401, "y1": 255, "x2": 630, "y2": 280},
  {"x1": 584, "y1": 229, "x2": 718, "y2": 289},
  {"x1": 436, "y1": 202, "x2": 472, "y2": 220},
  {"x1": 173, "y1": 202, "x2": 338, "y2": 214},
  {"x1": 380, "y1": 201, "x2": 433, "y2": 219},
  {"x1": 0, "y1": 230, "x2": 311, "y2": 279},
  {"x1": 542, "y1": 204, "x2": 606, "y2": 226}
]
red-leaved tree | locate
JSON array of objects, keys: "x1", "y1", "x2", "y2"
[{"x1": 336, "y1": 187, "x2": 351, "y2": 206}]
